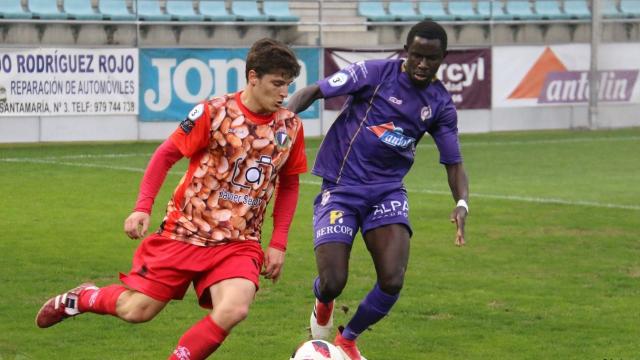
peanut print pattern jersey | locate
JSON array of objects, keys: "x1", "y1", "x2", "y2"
[{"x1": 160, "y1": 92, "x2": 306, "y2": 247}]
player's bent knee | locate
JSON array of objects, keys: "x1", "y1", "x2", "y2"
[
  {"x1": 215, "y1": 304, "x2": 250, "y2": 325},
  {"x1": 116, "y1": 292, "x2": 165, "y2": 323},
  {"x1": 119, "y1": 309, "x2": 148, "y2": 323},
  {"x1": 318, "y1": 277, "x2": 346, "y2": 300},
  {"x1": 378, "y1": 277, "x2": 404, "y2": 295},
  {"x1": 119, "y1": 305, "x2": 160, "y2": 323},
  {"x1": 231, "y1": 306, "x2": 250, "y2": 323}
]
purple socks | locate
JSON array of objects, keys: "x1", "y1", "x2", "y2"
[
  {"x1": 341, "y1": 283, "x2": 399, "y2": 340},
  {"x1": 313, "y1": 276, "x2": 333, "y2": 304}
]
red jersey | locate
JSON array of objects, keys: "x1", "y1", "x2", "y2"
[{"x1": 160, "y1": 92, "x2": 307, "y2": 247}]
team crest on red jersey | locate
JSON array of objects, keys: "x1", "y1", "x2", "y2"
[
  {"x1": 275, "y1": 130, "x2": 290, "y2": 149},
  {"x1": 179, "y1": 103, "x2": 205, "y2": 134}
]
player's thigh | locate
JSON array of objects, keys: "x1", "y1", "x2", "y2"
[
  {"x1": 208, "y1": 278, "x2": 257, "y2": 328},
  {"x1": 209, "y1": 278, "x2": 257, "y2": 313},
  {"x1": 121, "y1": 234, "x2": 196, "y2": 303},
  {"x1": 362, "y1": 186, "x2": 411, "y2": 277},
  {"x1": 313, "y1": 197, "x2": 358, "y2": 279},
  {"x1": 315, "y1": 242, "x2": 351, "y2": 282},
  {"x1": 363, "y1": 224, "x2": 411, "y2": 279},
  {"x1": 194, "y1": 241, "x2": 263, "y2": 309}
]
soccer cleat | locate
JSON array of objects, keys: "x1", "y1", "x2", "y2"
[
  {"x1": 35, "y1": 282, "x2": 98, "y2": 328},
  {"x1": 309, "y1": 299, "x2": 334, "y2": 340},
  {"x1": 334, "y1": 326, "x2": 367, "y2": 360}
]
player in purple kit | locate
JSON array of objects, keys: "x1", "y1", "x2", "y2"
[{"x1": 287, "y1": 21, "x2": 469, "y2": 360}]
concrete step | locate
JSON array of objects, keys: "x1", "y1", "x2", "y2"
[
  {"x1": 322, "y1": 2, "x2": 358, "y2": 10},
  {"x1": 321, "y1": 1, "x2": 358, "y2": 17},
  {"x1": 322, "y1": 30, "x2": 378, "y2": 47},
  {"x1": 294, "y1": 9, "x2": 320, "y2": 18},
  {"x1": 290, "y1": 1, "x2": 320, "y2": 9},
  {"x1": 298, "y1": 24, "x2": 369, "y2": 32}
]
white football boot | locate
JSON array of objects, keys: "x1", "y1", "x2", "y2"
[{"x1": 309, "y1": 299, "x2": 334, "y2": 340}]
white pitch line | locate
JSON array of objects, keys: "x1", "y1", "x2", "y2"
[
  {"x1": 2, "y1": 153, "x2": 639, "y2": 211},
  {"x1": 0, "y1": 134, "x2": 638, "y2": 160},
  {"x1": 458, "y1": 135, "x2": 640, "y2": 147},
  {"x1": 0, "y1": 157, "x2": 187, "y2": 177},
  {"x1": 0, "y1": 153, "x2": 153, "y2": 162},
  {"x1": 305, "y1": 135, "x2": 640, "y2": 152},
  {"x1": 299, "y1": 180, "x2": 640, "y2": 211},
  {"x1": 0, "y1": 157, "x2": 152, "y2": 174},
  {"x1": 40, "y1": 152, "x2": 154, "y2": 160},
  {"x1": 408, "y1": 187, "x2": 640, "y2": 211}
]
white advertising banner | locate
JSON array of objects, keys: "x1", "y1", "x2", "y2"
[
  {"x1": 0, "y1": 48, "x2": 138, "y2": 116},
  {"x1": 493, "y1": 44, "x2": 640, "y2": 107}
]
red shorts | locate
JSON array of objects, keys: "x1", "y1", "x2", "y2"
[{"x1": 120, "y1": 233, "x2": 264, "y2": 308}]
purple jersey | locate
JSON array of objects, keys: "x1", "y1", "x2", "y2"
[{"x1": 314, "y1": 59, "x2": 462, "y2": 185}]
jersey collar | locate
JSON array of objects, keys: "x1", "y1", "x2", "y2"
[{"x1": 236, "y1": 91, "x2": 275, "y2": 125}]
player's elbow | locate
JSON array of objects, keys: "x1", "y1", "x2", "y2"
[{"x1": 289, "y1": 85, "x2": 322, "y2": 114}]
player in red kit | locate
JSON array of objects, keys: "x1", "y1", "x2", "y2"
[{"x1": 35, "y1": 38, "x2": 307, "y2": 360}]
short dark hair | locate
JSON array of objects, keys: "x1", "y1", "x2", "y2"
[
  {"x1": 406, "y1": 20, "x2": 448, "y2": 52},
  {"x1": 245, "y1": 38, "x2": 300, "y2": 80}
]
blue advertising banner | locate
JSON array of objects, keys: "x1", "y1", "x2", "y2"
[{"x1": 140, "y1": 48, "x2": 319, "y2": 121}]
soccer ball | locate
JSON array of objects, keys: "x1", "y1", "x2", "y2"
[{"x1": 290, "y1": 339, "x2": 344, "y2": 360}]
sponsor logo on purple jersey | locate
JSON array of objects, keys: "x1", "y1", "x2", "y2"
[{"x1": 367, "y1": 122, "x2": 416, "y2": 149}]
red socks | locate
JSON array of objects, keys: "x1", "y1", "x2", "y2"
[
  {"x1": 315, "y1": 300, "x2": 334, "y2": 326},
  {"x1": 79, "y1": 286, "x2": 228, "y2": 359},
  {"x1": 168, "y1": 315, "x2": 228, "y2": 360},
  {"x1": 78, "y1": 285, "x2": 127, "y2": 315}
]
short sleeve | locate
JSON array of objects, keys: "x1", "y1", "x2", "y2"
[
  {"x1": 317, "y1": 60, "x2": 381, "y2": 99},
  {"x1": 169, "y1": 102, "x2": 212, "y2": 158},
  {"x1": 280, "y1": 124, "x2": 308, "y2": 176},
  {"x1": 429, "y1": 99, "x2": 463, "y2": 165}
]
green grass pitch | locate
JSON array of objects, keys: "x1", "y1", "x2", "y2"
[{"x1": 1, "y1": 127, "x2": 639, "y2": 359}]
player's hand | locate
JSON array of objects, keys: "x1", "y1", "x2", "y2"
[
  {"x1": 124, "y1": 211, "x2": 150, "y2": 240},
  {"x1": 261, "y1": 247, "x2": 286, "y2": 283},
  {"x1": 450, "y1": 207, "x2": 467, "y2": 246}
]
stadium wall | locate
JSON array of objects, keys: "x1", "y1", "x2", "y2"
[
  {"x1": 4, "y1": 102, "x2": 638, "y2": 143},
  {"x1": 1, "y1": 42, "x2": 639, "y2": 143},
  {"x1": 322, "y1": 103, "x2": 640, "y2": 135}
]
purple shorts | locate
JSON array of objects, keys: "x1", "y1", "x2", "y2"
[{"x1": 313, "y1": 180, "x2": 412, "y2": 248}]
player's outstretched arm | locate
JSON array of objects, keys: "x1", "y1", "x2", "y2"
[
  {"x1": 445, "y1": 162, "x2": 469, "y2": 246},
  {"x1": 287, "y1": 84, "x2": 323, "y2": 114},
  {"x1": 124, "y1": 139, "x2": 183, "y2": 240}
]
